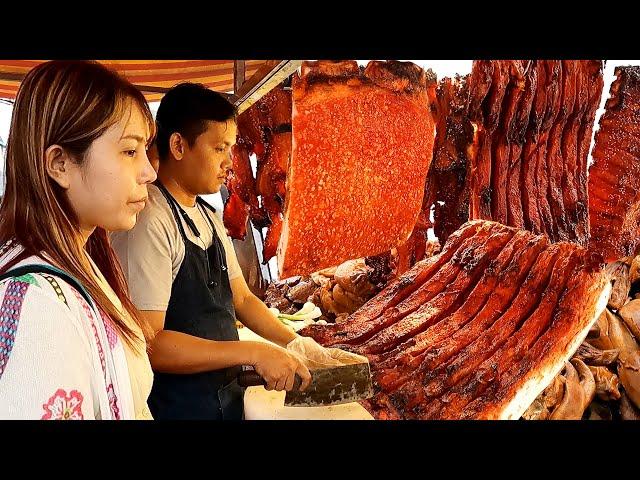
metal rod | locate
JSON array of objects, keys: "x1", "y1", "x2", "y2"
[{"x1": 233, "y1": 60, "x2": 301, "y2": 115}]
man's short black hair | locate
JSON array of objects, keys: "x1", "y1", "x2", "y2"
[{"x1": 155, "y1": 82, "x2": 236, "y2": 160}]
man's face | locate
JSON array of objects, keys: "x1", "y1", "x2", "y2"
[{"x1": 182, "y1": 119, "x2": 237, "y2": 195}]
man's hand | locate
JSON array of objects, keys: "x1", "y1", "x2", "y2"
[
  {"x1": 286, "y1": 336, "x2": 369, "y2": 369},
  {"x1": 250, "y1": 343, "x2": 312, "y2": 392}
]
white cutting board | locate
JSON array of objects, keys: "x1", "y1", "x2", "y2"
[{"x1": 237, "y1": 326, "x2": 374, "y2": 420}]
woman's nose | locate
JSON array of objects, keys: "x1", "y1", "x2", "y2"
[{"x1": 140, "y1": 154, "x2": 158, "y2": 184}]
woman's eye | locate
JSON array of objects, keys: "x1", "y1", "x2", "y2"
[{"x1": 124, "y1": 150, "x2": 137, "y2": 157}]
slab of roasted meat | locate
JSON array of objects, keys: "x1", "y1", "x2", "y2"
[
  {"x1": 376, "y1": 75, "x2": 470, "y2": 274},
  {"x1": 223, "y1": 144, "x2": 255, "y2": 240},
  {"x1": 223, "y1": 85, "x2": 292, "y2": 262},
  {"x1": 277, "y1": 60, "x2": 437, "y2": 278},
  {"x1": 422, "y1": 74, "x2": 474, "y2": 245},
  {"x1": 300, "y1": 220, "x2": 610, "y2": 419},
  {"x1": 465, "y1": 60, "x2": 604, "y2": 245},
  {"x1": 588, "y1": 66, "x2": 640, "y2": 263}
]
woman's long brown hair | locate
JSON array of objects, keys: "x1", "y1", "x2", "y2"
[{"x1": 0, "y1": 60, "x2": 155, "y2": 349}]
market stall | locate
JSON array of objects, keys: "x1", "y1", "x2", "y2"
[
  {"x1": 2, "y1": 59, "x2": 639, "y2": 420},
  {"x1": 227, "y1": 59, "x2": 640, "y2": 420}
]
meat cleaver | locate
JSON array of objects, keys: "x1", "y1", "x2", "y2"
[{"x1": 237, "y1": 362, "x2": 374, "y2": 407}]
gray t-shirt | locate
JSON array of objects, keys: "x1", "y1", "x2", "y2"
[{"x1": 110, "y1": 184, "x2": 242, "y2": 311}]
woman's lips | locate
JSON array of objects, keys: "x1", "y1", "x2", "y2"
[{"x1": 129, "y1": 198, "x2": 147, "y2": 211}]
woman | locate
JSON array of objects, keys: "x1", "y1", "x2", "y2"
[{"x1": 0, "y1": 60, "x2": 157, "y2": 419}]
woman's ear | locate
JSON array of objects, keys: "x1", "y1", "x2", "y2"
[
  {"x1": 169, "y1": 132, "x2": 185, "y2": 161},
  {"x1": 45, "y1": 144, "x2": 72, "y2": 189}
]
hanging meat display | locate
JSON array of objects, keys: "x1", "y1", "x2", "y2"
[
  {"x1": 464, "y1": 60, "x2": 604, "y2": 245},
  {"x1": 588, "y1": 66, "x2": 640, "y2": 263},
  {"x1": 224, "y1": 58, "x2": 640, "y2": 420},
  {"x1": 223, "y1": 85, "x2": 292, "y2": 262},
  {"x1": 421, "y1": 74, "x2": 474, "y2": 245},
  {"x1": 277, "y1": 60, "x2": 437, "y2": 278}
]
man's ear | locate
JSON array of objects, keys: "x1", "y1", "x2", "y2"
[
  {"x1": 45, "y1": 144, "x2": 73, "y2": 189},
  {"x1": 169, "y1": 132, "x2": 185, "y2": 161}
]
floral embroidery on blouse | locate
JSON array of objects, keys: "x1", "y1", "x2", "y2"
[{"x1": 41, "y1": 389, "x2": 84, "y2": 420}]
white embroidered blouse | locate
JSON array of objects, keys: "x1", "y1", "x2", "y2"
[{"x1": 0, "y1": 241, "x2": 138, "y2": 420}]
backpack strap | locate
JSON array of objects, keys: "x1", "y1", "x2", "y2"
[{"x1": 0, "y1": 264, "x2": 94, "y2": 308}]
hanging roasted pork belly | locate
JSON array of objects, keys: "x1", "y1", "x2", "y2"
[
  {"x1": 422, "y1": 74, "x2": 474, "y2": 245},
  {"x1": 277, "y1": 60, "x2": 437, "y2": 278},
  {"x1": 465, "y1": 60, "x2": 603, "y2": 245},
  {"x1": 223, "y1": 85, "x2": 292, "y2": 262},
  {"x1": 223, "y1": 144, "x2": 256, "y2": 239},
  {"x1": 588, "y1": 66, "x2": 640, "y2": 263}
]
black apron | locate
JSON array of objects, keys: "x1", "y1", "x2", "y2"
[{"x1": 148, "y1": 183, "x2": 244, "y2": 420}]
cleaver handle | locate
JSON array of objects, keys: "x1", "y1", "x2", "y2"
[
  {"x1": 237, "y1": 370, "x2": 265, "y2": 387},
  {"x1": 237, "y1": 369, "x2": 303, "y2": 390}
]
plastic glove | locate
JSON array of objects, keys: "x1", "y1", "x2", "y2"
[{"x1": 285, "y1": 335, "x2": 369, "y2": 370}]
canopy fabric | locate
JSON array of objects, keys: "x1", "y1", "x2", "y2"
[{"x1": 0, "y1": 60, "x2": 267, "y2": 101}]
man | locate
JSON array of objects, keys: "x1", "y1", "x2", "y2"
[
  {"x1": 111, "y1": 83, "x2": 313, "y2": 420},
  {"x1": 146, "y1": 139, "x2": 160, "y2": 173}
]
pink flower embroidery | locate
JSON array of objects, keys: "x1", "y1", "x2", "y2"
[
  {"x1": 41, "y1": 389, "x2": 84, "y2": 420},
  {"x1": 107, "y1": 383, "x2": 120, "y2": 420}
]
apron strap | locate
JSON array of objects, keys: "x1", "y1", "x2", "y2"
[
  {"x1": 195, "y1": 197, "x2": 219, "y2": 237},
  {"x1": 196, "y1": 196, "x2": 216, "y2": 214},
  {"x1": 155, "y1": 182, "x2": 227, "y2": 270},
  {"x1": 195, "y1": 199, "x2": 227, "y2": 270},
  {"x1": 154, "y1": 181, "x2": 190, "y2": 242}
]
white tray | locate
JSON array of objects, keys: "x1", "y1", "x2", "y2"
[{"x1": 238, "y1": 326, "x2": 373, "y2": 420}]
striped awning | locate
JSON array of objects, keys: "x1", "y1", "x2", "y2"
[{"x1": 0, "y1": 60, "x2": 268, "y2": 102}]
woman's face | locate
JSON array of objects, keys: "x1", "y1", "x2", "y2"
[{"x1": 66, "y1": 103, "x2": 157, "y2": 235}]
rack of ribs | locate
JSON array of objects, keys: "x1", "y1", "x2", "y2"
[{"x1": 300, "y1": 220, "x2": 610, "y2": 419}]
